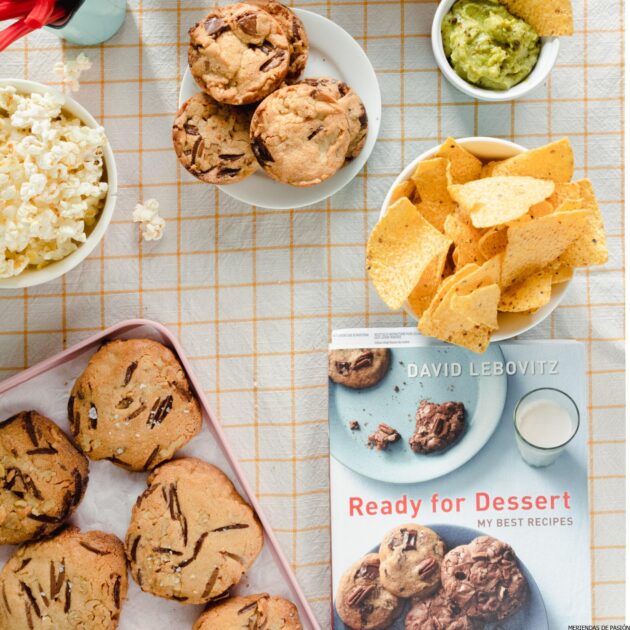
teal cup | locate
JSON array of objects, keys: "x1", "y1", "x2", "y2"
[{"x1": 46, "y1": 0, "x2": 127, "y2": 46}]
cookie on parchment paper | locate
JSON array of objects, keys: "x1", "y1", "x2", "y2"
[
  {"x1": 125, "y1": 457, "x2": 264, "y2": 604},
  {"x1": 0, "y1": 410, "x2": 88, "y2": 545},
  {"x1": 194, "y1": 592, "x2": 302, "y2": 629},
  {"x1": 0, "y1": 526, "x2": 128, "y2": 630},
  {"x1": 69, "y1": 338, "x2": 202, "y2": 472}
]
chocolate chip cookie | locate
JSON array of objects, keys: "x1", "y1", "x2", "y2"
[
  {"x1": 189, "y1": 3, "x2": 290, "y2": 105},
  {"x1": 441, "y1": 536, "x2": 528, "y2": 622},
  {"x1": 328, "y1": 348, "x2": 390, "y2": 389},
  {"x1": 405, "y1": 590, "x2": 481, "y2": 630},
  {"x1": 379, "y1": 524, "x2": 446, "y2": 598},
  {"x1": 0, "y1": 410, "x2": 89, "y2": 545},
  {"x1": 173, "y1": 93, "x2": 257, "y2": 185},
  {"x1": 194, "y1": 593, "x2": 302, "y2": 629},
  {"x1": 247, "y1": 0, "x2": 308, "y2": 83},
  {"x1": 301, "y1": 77, "x2": 368, "y2": 160},
  {"x1": 69, "y1": 338, "x2": 202, "y2": 472},
  {"x1": 409, "y1": 400, "x2": 466, "y2": 454},
  {"x1": 250, "y1": 83, "x2": 350, "y2": 186},
  {"x1": 335, "y1": 554, "x2": 403, "y2": 630},
  {"x1": 0, "y1": 526, "x2": 127, "y2": 630},
  {"x1": 125, "y1": 457, "x2": 264, "y2": 604},
  {"x1": 367, "y1": 423, "x2": 401, "y2": 451}
]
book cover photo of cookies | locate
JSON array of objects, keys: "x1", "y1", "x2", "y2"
[{"x1": 329, "y1": 328, "x2": 590, "y2": 629}]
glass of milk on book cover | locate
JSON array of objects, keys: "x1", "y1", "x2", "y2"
[{"x1": 513, "y1": 388, "x2": 580, "y2": 467}]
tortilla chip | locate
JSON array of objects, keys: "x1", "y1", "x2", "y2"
[
  {"x1": 499, "y1": 270, "x2": 553, "y2": 312},
  {"x1": 389, "y1": 179, "x2": 416, "y2": 205},
  {"x1": 548, "y1": 181, "x2": 581, "y2": 208},
  {"x1": 444, "y1": 213, "x2": 485, "y2": 268},
  {"x1": 367, "y1": 197, "x2": 452, "y2": 310},
  {"x1": 448, "y1": 176, "x2": 555, "y2": 228},
  {"x1": 419, "y1": 264, "x2": 495, "y2": 353},
  {"x1": 435, "y1": 137, "x2": 483, "y2": 184},
  {"x1": 489, "y1": 138, "x2": 574, "y2": 183},
  {"x1": 407, "y1": 250, "x2": 449, "y2": 318},
  {"x1": 411, "y1": 158, "x2": 457, "y2": 231},
  {"x1": 479, "y1": 227, "x2": 508, "y2": 259},
  {"x1": 499, "y1": 0, "x2": 573, "y2": 36},
  {"x1": 501, "y1": 209, "x2": 591, "y2": 287},
  {"x1": 452, "y1": 284, "x2": 501, "y2": 329},
  {"x1": 481, "y1": 160, "x2": 502, "y2": 178},
  {"x1": 556, "y1": 179, "x2": 608, "y2": 267},
  {"x1": 530, "y1": 200, "x2": 554, "y2": 218},
  {"x1": 546, "y1": 258, "x2": 574, "y2": 284}
]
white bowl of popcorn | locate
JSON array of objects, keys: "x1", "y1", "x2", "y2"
[{"x1": 0, "y1": 79, "x2": 117, "y2": 289}]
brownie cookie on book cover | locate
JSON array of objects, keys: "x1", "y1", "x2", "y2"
[
  {"x1": 405, "y1": 589, "x2": 482, "y2": 630},
  {"x1": 441, "y1": 536, "x2": 529, "y2": 622},
  {"x1": 0, "y1": 410, "x2": 88, "y2": 544},
  {"x1": 125, "y1": 457, "x2": 263, "y2": 604},
  {"x1": 409, "y1": 400, "x2": 466, "y2": 454},
  {"x1": 69, "y1": 338, "x2": 202, "y2": 472}
]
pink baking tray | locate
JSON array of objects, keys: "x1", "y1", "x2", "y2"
[{"x1": 0, "y1": 318, "x2": 321, "y2": 630}]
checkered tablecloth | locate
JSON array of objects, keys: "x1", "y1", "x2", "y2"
[{"x1": 0, "y1": 0, "x2": 625, "y2": 625}]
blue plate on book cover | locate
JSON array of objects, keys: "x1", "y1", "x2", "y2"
[
  {"x1": 329, "y1": 344, "x2": 507, "y2": 484},
  {"x1": 333, "y1": 523, "x2": 548, "y2": 630}
]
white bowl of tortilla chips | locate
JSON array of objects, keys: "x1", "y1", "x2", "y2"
[{"x1": 368, "y1": 136, "x2": 608, "y2": 353}]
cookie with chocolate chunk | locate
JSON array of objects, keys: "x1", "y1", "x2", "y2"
[
  {"x1": 125, "y1": 457, "x2": 263, "y2": 604},
  {"x1": 69, "y1": 338, "x2": 202, "y2": 472},
  {"x1": 250, "y1": 83, "x2": 350, "y2": 186},
  {"x1": 441, "y1": 536, "x2": 528, "y2": 622},
  {"x1": 328, "y1": 348, "x2": 390, "y2": 389},
  {"x1": 409, "y1": 400, "x2": 466, "y2": 454},
  {"x1": 0, "y1": 526, "x2": 127, "y2": 630},
  {"x1": 189, "y1": 3, "x2": 290, "y2": 105},
  {"x1": 335, "y1": 554, "x2": 403, "y2": 630},
  {"x1": 0, "y1": 410, "x2": 88, "y2": 545},
  {"x1": 405, "y1": 589, "x2": 482, "y2": 630},
  {"x1": 378, "y1": 524, "x2": 445, "y2": 598},
  {"x1": 173, "y1": 93, "x2": 257, "y2": 185},
  {"x1": 246, "y1": 0, "x2": 308, "y2": 83},
  {"x1": 194, "y1": 593, "x2": 302, "y2": 629},
  {"x1": 301, "y1": 77, "x2": 368, "y2": 160}
]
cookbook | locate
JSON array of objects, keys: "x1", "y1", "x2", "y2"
[{"x1": 329, "y1": 328, "x2": 590, "y2": 629}]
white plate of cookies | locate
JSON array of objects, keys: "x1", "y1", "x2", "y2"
[{"x1": 176, "y1": 1, "x2": 381, "y2": 209}]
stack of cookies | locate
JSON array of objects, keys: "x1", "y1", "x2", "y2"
[
  {"x1": 0, "y1": 338, "x2": 303, "y2": 629},
  {"x1": 173, "y1": 1, "x2": 369, "y2": 187},
  {"x1": 336, "y1": 524, "x2": 529, "y2": 629}
]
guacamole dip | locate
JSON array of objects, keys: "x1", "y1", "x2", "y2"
[{"x1": 442, "y1": 0, "x2": 541, "y2": 91}]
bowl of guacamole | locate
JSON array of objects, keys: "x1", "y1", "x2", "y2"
[{"x1": 432, "y1": 0, "x2": 560, "y2": 100}]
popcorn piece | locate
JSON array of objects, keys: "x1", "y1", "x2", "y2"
[
  {"x1": 133, "y1": 199, "x2": 165, "y2": 242},
  {"x1": 0, "y1": 85, "x2": 108, "y2": 279},
  {"x1": 53, "y1": 53, "x2": 92, "y2": 93}
]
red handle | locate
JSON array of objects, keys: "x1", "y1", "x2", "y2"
[
  {"x1": 24, "y1": 0, "x2": 55, "y2": 28},
  {"x1": 0, "y1": 0, "x2": 37, "y2": 21},
  {"x1": 0, "y1": 5, "x2": 65, "y2": 52}
]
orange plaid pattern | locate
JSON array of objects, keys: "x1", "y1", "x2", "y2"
[{"x1": 0, "y1": 0, "x2": 625, "y2": 624}]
